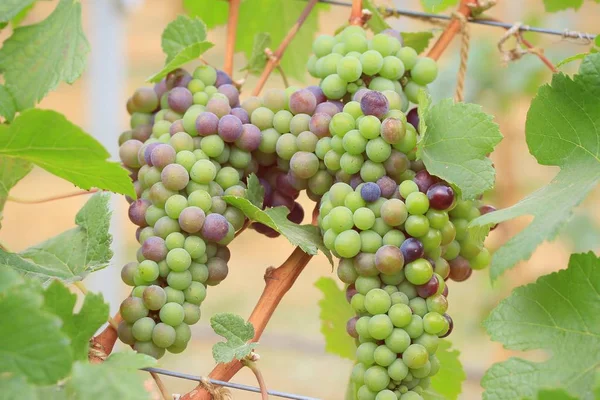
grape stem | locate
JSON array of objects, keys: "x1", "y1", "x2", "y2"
[
  {"x1": 427, "y1": 0, "x2": 474, "y2": 61},
  {"x1": 223, "y1": 0, "x2": 241, "y2": 77},
  {"x1": 251, "y1": 0, "x2": 320, "y2": 96},
  {"x1": 242, "y1": 359, "x2": 269, "y2": 400},
  {"x1": 349, "y1": 0, "x2": 363, "y2": 26},
  {"x1": 150, "y1": 371, "x2": 171, "y2": 400},
  {"x1": 89, "y1": 312, "x2": 122, "y2": 364},
  {"x1": 7, "y1": 188, "x2": 99, "y2": 204}
]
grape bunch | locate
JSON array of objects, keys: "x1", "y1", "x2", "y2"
[
  {"x1": 307, "y1": 26, "x2": 438, "y2": 105},
  {"x1": 116, "y1": 65, "x2": 257, "y2": 358}
]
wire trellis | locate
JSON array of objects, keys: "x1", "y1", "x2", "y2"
[{"x1": 314, "y1": 0, "x2": 597, "y2": 41}]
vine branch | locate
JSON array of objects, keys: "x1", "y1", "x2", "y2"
[
  {"x1": 224, "y1": 0, "x2": 240, "y2": 77},
  {"x1": 349, "y1": 0, "x2": 363, "y2": 25},
  {"x1": 150, "y1": 371, "x2": 171, "y2": 400},
  {"x1": 89, "y1": 313, "x2": 121, "y2": 364},
  {"x1": 7, "y1": 188, "x2": 98, "y2": 204},
  {"x1": 427, "y1": 0, "x2": 474, "y2": 61},
  {"x1": 252, "y1": 0, "x2": 319, "y2": 96}
]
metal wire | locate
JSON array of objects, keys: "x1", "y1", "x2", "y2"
[
  {"x1": 144, "y1": 367, "x2": 321, "y2": 400},
  {"x1": 314, "y1": 0, "x2": 597, "y2": 40}
]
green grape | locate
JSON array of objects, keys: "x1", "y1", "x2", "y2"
[
  {"x1": 324, "y1": 149, "x2": 342, "y2": 171},
  {"x1": 313, "y1": 35, "x2": 336, "y2": 57},
  {"x1": 165, "y1": 195, "x2": 188, "y2": 219},
  {"x1": 343, "y1": 129, "x2": 368, "y2": 155},
  {"x1": 426, "y1": 209, "x2": 449, "y2": 230},
  {"x1": 354, "y1": 207, "x2": 376, "y2": 230},
  {"x1": 423, "y1": 312, "x2": 447, "y2": 335},
  {"x1": 251, "y1": 107, "x2": 275, "y2": 130},
  {"x1": 355, "y1": 275, "x2": 381, "y2": 295},
  {"x1": 356, "y1": 316, "x2": 372, "y2": 339},
  {"x1": 409, "y1": 297, "x2": 428, "y2": 317},
  {"x1": 346, "y1": 192, "x2": 367, "y2": 212},
  {"x1": 352, "y1": 363, "x2": 367, "y2": 384},
  {"x1": 337, "y1": 258, "x2": 358, "y2": 284},
  {"x1": 470, "y1": 248, "x2": 491, "y2": 270},
  {"x1": 404, "y1": 81, "x2": 425, "y2": 104},
  {"x1": 364, "y1": 288, "x2": 391, "y2": 314},
  {"x1": 379, "y1": 56, "x2": 405, "y2": 80},
  {"x1": 335, "y1": 230, "x2": 362, "y2": 258},
  {"x1": 159, "y1": 302, "x2": 185, "y2": 326},
  {"x1": 398, "y1": 281, "x2": 417, "y2": 299},
  {"x1": 315, "y1": 137, "x2": 332, "y2": 159},
  {"x1": 382, "y1": 230, "x2": 405, "y2": 247},
  {"x1": 397, "y1": 47, "x2": 418, "y2": 70},
  {"x1": 296, "y1": 131, "x2": 318, "y2": 152},
  {"x1": 338, "y1": 56, "x2": 363, "y2": 82},
  {"x1": 316, "y1": 53, "x2": 343, "y2": 78},
  {"x1": 359, "y1": 115, "x2": 382, "y2": 140},
  {"x1": 357, "y1": 341, "x2": 377, "y2": 366},
  {"x1": 404, "y1": 259, "x2": 433, "y2": 285},
  {"x1": 165, "y1": 286, "x2": 185, "y2": 304},
  {"x1": 343, "y1": 101, "x2": 363, "y2": 119},
  {"x1": 273, "y1": 110, "x2": 293, "y2": 133},
  {"x1": 321, "y1": 74, "x2": 347, "y2": 99},
  {"x1": 357, "y1": 385, "x2": 377, "y2": 400},
  {"x1": 411, "y1": 57, "x2": 438, "y2": 85},
  {"x1": 394, "y1": 124, "x2": 418, "y2": 153},
  {"x1": 351, "y1": 293, "x2": 367, "y2": 313},
  {"x1": 367, "y1": 314, "x2": 394, "y2": 340},
  {"x1": 406, "y1": 192, "x2": 430, "y2": 215},
  {"x1": 152, "y1": 322, "x2": 176, "y2": 348},
  {"x1": 345, "y1": 33, "x2": 368, "y2": 52},
  {"x1": 258, "y1": 128, "x2": 281, "y2": 154},
  {"x1": 184, "y1": 281, "x2": 207, "y2": 305},
  {"x1": 167, "y1": 270, "x2": 193, "y2": 290},
  {"x1": 166, "y1": 248, "x2": 192, "y2": 272},
  {"x1": 404, "y1": 215, "x2": 430, "y2": 237},
  {"x1": 404, "y1": 315, "x2": 424, "y2": 339},
  {"x1": 360, "y1": 160, "x2": 386, "y2": 182},
  {"x1": 340, "y1": 153, "x2": 365, "y2": 175},
  {"x1": 414, "y1": 333, "x2": 439, "y2": 355},
  {"x1": 388, "y1": 303, "x2": 412, "y2": 327},
  {"x1": 364, "y1": 365, "x2": 390, "y2": 392},
  {"x1": 276, "y1": 133, "x2": 299, "y2": 160},
  {"x1": 132, "y1": 317, "x2": 156, "y2": 342},
  {"x1": 388, "y1": 358, "x2": 409, "y2": 381},
  {"x1": 139, "y1": 260, "x2": 160, "y2": 281},
  {"x1": 360, "y1": 50, "x2": 384, "y2": 75},
  {"x1": 189, "y1": 262, "x2": 209, "y2": 283},
  {"x1": 330, "y1": 112, "x2": 355, "y2": 137},
  {"x1": 403, "y1": 344, "x2": 429, "y2": 369},
  {"x1": 369, "y1": 77, "x2": 396, "y2": 92},
  {"x1": 328, "y1": 206, "x2": 354, "y2": 233}
]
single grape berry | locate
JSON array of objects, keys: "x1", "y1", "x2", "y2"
[
  {"x1": 360, "y1": 90, "x2": 389, "y2": 118},
  {"x1": 289, "y1": 89, "x2": 317, "y2": 115},
  {"x1": 479, "y1": 204, "x2": 498, "y2": 230},
  {"x1": 406, "y1": 108, "x2": 419, "y2": 132},
  {"x1": 201, "y1": 213, "x2": 230, "y2": 243},
  {"x1": 427, "y1": 184, "x2": 455, "y2": 210},
  {"x1": 400, "y1": 238, "x2": 424, "y2": 264},
  {"x1": 218, "y1": 114, "x2": 243, "y2": 142},
  {"x1": 440, "y1": 313, "x2": 454, "y2": 338},
  {"x1": 448, "y1": 256, "x2": 472, "y2": 282},
  {"x1": 361, "y1": 182, "x2": 381, "y2": 202},
  {"x1": 413, "y1": 170, "x2": 439, "y2": 193},
  {"x1": 128, "y1": 199, "x2": 150, "y2": 227},
  {"x1": 416, "y1": 275, "x2": 439, "y2": 298},
  {"x1": 195, "y1": 112, "x2": 219, "y2": 136}
]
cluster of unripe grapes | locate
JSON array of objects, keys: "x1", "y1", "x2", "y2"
[{"x1": 114, "y1": 23, "x2": 494, "y2": 399}]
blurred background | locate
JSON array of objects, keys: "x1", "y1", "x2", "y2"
[{"x1": 1, "y1": 0, "x2": 599, "y2": 398}]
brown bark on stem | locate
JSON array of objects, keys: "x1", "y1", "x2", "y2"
[
  {"x1": 223, "y1": 0, "x2": 240, "y2": 77},
  {"x1": 89, "y1": 313, "x2": 122, "y2": 364},
  {"x1": 427, "y1": 0, "x2": 473, "y2": 61},
  {"x1": 349, "y1": 0, "x2": 363, "y2": 25}
]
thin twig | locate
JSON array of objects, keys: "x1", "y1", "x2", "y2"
[
  {"x1": 224, "y1": 0, "x2": 241, "y2": 76},
  {"x1": 242, "y1": 360, "x2": 268, "y2": 400},
  {"x1": 276, "y1": 66, "x2": 290, "y2": 88},
  {"x1": 252, "y1": 0, "x2": 319, "y2": 96},
  {"x1": 7, "y1": 188, "x2": 99, "y2": 204},
  {"x1": 427, "y1": 0, "x2": 473, "y2": 61},
  {"x1": 74, "y1": 281, "x2": 119, "y2": 330},
  {"x1": 150, "y1": 372, "x2": 171, "y2": 400},
  {"x1": 349, "y1": 0, "x2": 362, "y2": 25}
]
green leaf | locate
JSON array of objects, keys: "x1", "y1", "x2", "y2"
[
  {"x1": 482, "y1": 252, "x2": 600, "y2": 400},
  {"x1": 363, "y1": 0, "x2": 390, "y2": 33},
  {"x1": 0, "y1": 192, "x2": 113, "y2": 284},
  {"x1": 470, "y1": 53, "x2": 600, "y2": 281},
  {"x1": 0, "y1": 109, "x2": 135, "y2": 197},
  {"x1": 417, "y1": 98, "x2": 502, "y2": 200},
  {"x1": 420, "y1": 0, "x2": 458, "y2": 12},
  {"x1": 67, "y1": 352, "x2": 156, "y2": 400},
  {"x1": 595, "y1": 35, "x2": 600, "y2": 48},
  {"x1": 148, "y1": 41, "x2": 214, "y2": 83},
  {"x1": 401, "y1": 32, "x2": 435, "y2": 54},
  {"x1": 556, "y1": 52, "x2": 590, "y2": 68},
  {"x1": 423, "y1": 340, "x2": 466, "y2": 400},
  {"x1": 43, "y1": 281, "x2": 109, "y2": 361},
  {"x1": 0, "y1": 84, "x2": 17, "y2": 122},
  {"x1": 245, "y1": 173, "x2": 264, "y2": 207},
  {"x1": 223, "y1": 195, "x2": 332, "y2": 263},
  {"x1": 161, "y1": 15, "x2": 207, "y2": 63},
  {"x1": 560, "y1": 212, "x2": 600, "y2": 252},
  {"x1": 0, "y1": 154, "x2": 33, "y2": 228},
  {"x1": 0, "y1": 0, "x2": 35, "y2": 23},
  {"x1": 0, "y1": 276, "x2": 72, "y2": 384},
  {"x1": 184, "y1": 0, "x2": 329, "y2": 81},
  {"x1": 211, "y1": 312, "x2": 258, "y2": 363},
  {"x1": 11, "y1": 2, "x2": 35, "y2": 27},
  {"x1": 543, "y1": 0, "x2": 584, "y2": 12},
  {"x1": 0, "y1": 0, "x2": 89, "y2": 110},
  {"x1": 241, "y1": 32, "x2": 272, "y2": 75},
  {"x1": 532, "y1": 388, "x2": 579, "y2": 400},
  {"x1": 315, "y1": 277, "x2": 355, "y2": 360},
  {"x1": 0, "y1": 375, "x2": 66, "y2": 400}
]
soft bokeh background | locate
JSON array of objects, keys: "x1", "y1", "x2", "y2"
[{"x1": 1, "y1": 0, "x2": 599, "y2": 399}]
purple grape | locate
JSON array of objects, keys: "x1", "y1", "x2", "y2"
[
  {"x1": 215, "y1": 70, "x2": 233, "y2": 87},
  {"x1": 218, "y1": 84, "x2": 240, "y2": 107},
  {"x1": 314, "y1": 101, "x2": 340, "y2": 117},
  {"x1": 230, "y1": 107, "x2": 249, "y2": 124},
  {"x1": 407, "y1": 108, "x2": 419, "y2": 132},
  {"x1": 195, "y1": 112, "x2": 219, "y2": 136},
  {"x1": 449, "y1": 256, "x2": 472, "y2": 282},
  {"x1": 480, "y1": 205, "x2": 498, "y2": 230},
  {"x1": 201, "y1": 213, "x2": 230, "y2": 242},
  {"x1": 442, "y1": 284, "x2": 449, "y2": 297},
  {"x1": 154, "y1": 79, "x2": 168, "y2": 99},
  {"x1": 413, "y1": 170, "x2": 439, "y2": 193},
  {"x1": 206, "y1": 257, "x2": 229, "y2": 285},
  {"x1": 161, "y1": 163, "x2": 189, "y2": 191},
  {"x1": 375, "y1": 245, "x2": 404, "y2": 274},
  {"x1": 166, "y1": 68, "x2": 192, "y2": 89},
  {"x1": 132, "y1": 124, "x2": 152, "y2": 142},
  {"x1": 360, "y1": 182, "x2": 381, "y2": 202},
  {"x1": 252, "y1": 222, "x2": 280, "y2": 238},
  {"x1": 377, "y1": 176, "x2": 397, "y2": 198},
  {"x1": 410, "y1": 160, "x2": 426, "y2": 172},
  {"x1": 380, "y1": 117, "x2": 405, "y2": 144},
  {"x1": 128, "y1": 199, "x2": 151, "y2": 227},
  {"x1": 353, "y1": 252, "x2": 377, "y2": 276},
  {"x1": 350, "y1": 175, "x2": 363, "y2": 190},
  {"x1": 178, "y1": 206, "x2": 206, "y2": 233},
  {"x1": 142, "y1": 236, "x2": 168, "y2": 262},
  {"x1": 143, "y1": 142, "x2": 161, "y2": 166},
  {"x1": 360, "y1": 90, "x2": 389, "y2": 118},
  {"x1": 289, "y1": 89, "x2": 317, "y2": 115},
  {"x1": 168, "y1": 87, "x2": 193, "y2": 113},
  {"x1": 287, "y1": 172, "x2": 308, "y2": 191},
  {"x1": 132, "y1": 87, "x2": 159, "y2": 113},
  {"x1": 271, "y1": 191, "x2": 295, "y2": 210},
  {"x1": 207, "y1": 97, "x2": 231, "y2": 118},
  {"x1": 289, "y1": 151, "x2": 319, "y2": 179},
  {"x1": 382, "y1": 28, "x2": 404, "y2": 46},
  {"x1": 427, "y1": 184, "x2": 455, "y2": 210},
  {"x1": 440, "y1": 314, "x2": 454, "y2": 338},
  {"x1": 400, "y1": 238, "x2": 424, "y2": 264},
  {"x1": 306, "y1": 85, "x2": 326, "y2": 104},
  {"x1": 232, "y1": 123, "x2": 261, "y2": 151},
  {"x1": 169, "y1": 119, "x2": 185, "y2": 136},
  {"x1": 259, "y1": 177, "x2": 273, "y2": 206},
  {"x1": 309, "y1": 113, "x2": 331, "y2": 138},
  {"x1": 119, "y1": 139, "x2": 143, "y2": 168},
  {"x1": 331, "y1": 100, "x2": 344, "y2": 112},
  {"x1": 384, "y1": 151, "x2": 409, "y2": 181},
  {"x1": 215, "y1": 246, "x2": 231, "y2": 262},
  {"x1": 346, "y1": 316, "x2": 359, "y2": 338},
  {"x1": 346, "y1": 284, "x2": 357, "y2": 303},
  {"x1": 150, "y1": 144, "x2": 176, "y2": 169},
  {"x1": 353, "y1": 88, "x2": 370, "y2": 102},
  {"x1": 275, "y1": 173, "x2": 300, "y2": 198},
  {"x1": 287, "y1": 202, "x2": 304, "y2": 224},
  {"x1": 217, "y1": 115, "x2": 243, "y2": 143},
  {"x1": 416, "y1": 275, "x2": 439, "y2": 298}
]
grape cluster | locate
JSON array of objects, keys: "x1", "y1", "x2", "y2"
[
  {"x1": 117, "y1": 65, "x2": 256, "y2": 358},
  {"x1": 307, "y1": 26, "x2": 438, "y2": 105}
]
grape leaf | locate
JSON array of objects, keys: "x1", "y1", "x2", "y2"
[
  {"x1": 543, "y1": 0, "x2": 584, "y2": 12},
  {"x1": 241, "y1": 32, "x2": 272, "y2": 75},
  {"x1": 557, "y1": 52, "x2": 591, "y2": 68},
  {"x1": 0, "y1": 0, "x2": 89, "y2": 110},
  {"x1": 363, "y1": 0, "x2": 390, "y2": 33},
  {"x1": 245, "y1": 173, "x2": 264, "y2": 207},
  {"x1": 424, "y1": 340, "x2": 466, "y2": 400},
  {"x1": 420, "y1": 0, "x2": 458, "y2": 12},
  {"x1": 402, "y1": 32, "x2": 435, "y2": 54},
  {"x1": 0, "y1": 109, "x2": 135, "y2": 197},
  {"x1": 0, "y1": 375, "x2": 67, "y2": 400},
  {"x1": 0, "y1": 270, "x2": 72, "y2": 384},
  {"x1": 66, "y1": 352, "x2": 156, "y2": 400},
  {"x1": 43, "y1": 281, "x2": 109, "y2": 361},
  {"x1": 469, "y1": 53, "x2": 600, "y2": 281},
  {"x1": 482, "y1": 252, "x2": 600, "y2": 400},
  {"x1": 11, "y1": 2, "x2": 35, "y2": 27},
  {"x1": 162, "y1": 15, "x2": 207, "y2": 62},
  {"x1": 223, "y1": 195, "x2": 333, "y2": 264},
  {"x1": 0, "y1": 153, "x2": 33, "y2": 229},
  {"x1": 0, "y1": 192, "x2": 113, "y2": 284},
  {"x1": 184, "y1": 0, "x2": 329, "y2": 81},
  {"x1": 560, "y1": 212, "x2": 600, "y2": 252},
  {"x1": 0, "y1": 0, "x2": 35, "y2": 23},
  {"x1": 531, "y1": 389, "x2": 579, "y2": 400},
  {"x1": 148, "y1": 41, "x2": 214, "y2": 83},
  {"x1": 0, "y1": 84, "x2": 16, "y2": 122},
  {"x1": 315, "y1": 277, "x2": 355, "y2": 360},
  {"x1": 417, "y1": 97, "x2": 502, "y2": 200},
  {"x1": 211, "y1": 313, "x2": 258, "y2": 363}
]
